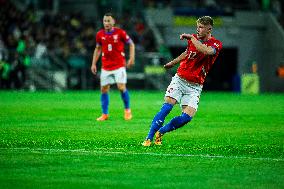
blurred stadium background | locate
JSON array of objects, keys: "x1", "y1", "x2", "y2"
[{"x1": 0, "y1": 0, "x2": 283, "y2": 92}]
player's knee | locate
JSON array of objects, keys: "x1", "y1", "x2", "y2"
[
  {"x1": 183, "y1": 106, "x2": 196, "y2": 117},
  {"x1": 164, "y1": 96, "x2": 177, "y2": 105},
  {"x1": 117, "y1": 84, "x2": 126, "y2": 91},
  {"x1": 101, "y1": 86, "x2": 110, "y2": 93}
]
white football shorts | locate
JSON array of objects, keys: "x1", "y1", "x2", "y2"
[
  {"x1": 165, "y1": 74, "x2": 203, "y2": 110},
  {"x1": 100, "y1": 67, "x2": 127, "y2": 86}
]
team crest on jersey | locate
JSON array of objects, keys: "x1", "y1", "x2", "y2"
[
  {"x1": 102, "y1": 37, "x2": 106, "y2": 40},
  {"x1": 113, "y1": 35, "x2": 118, "y2": 42},
  {"x1": 214, "y1": 43, "x2": 219, "y2": 47}
]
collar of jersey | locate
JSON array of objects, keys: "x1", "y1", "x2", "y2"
[
  {"x1": 199, "y1": 38, "x2": 213, "y2": 43},
  {"x1": 104, "y1": 28, "x2": 115, "y2": 35},
  {"x1": 198, "y1": 35, "x2": 213, "y2": 43}
]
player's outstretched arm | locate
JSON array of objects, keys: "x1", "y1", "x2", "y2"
[
  {"x1": 164, "y1": 51, "x2": 187, "y2": 69},
  {"x1": 190, "y1": 37, "x2": 215, "y2": 55},
  {"x1": 127, "y1": 42, "x2": 135, "y2": 69},
  {"x1": 91, "y1": 45, "x2": 102, "y2": 75},
  {"x1": 179, "y1": 33, "x2": 215, "y2": 55}
]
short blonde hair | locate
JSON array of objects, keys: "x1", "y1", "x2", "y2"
[{"x1": 197, "y1": 16, "x2": 214, "y2": 27}]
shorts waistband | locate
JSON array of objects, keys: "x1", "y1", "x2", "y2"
[{"x1": 175, "y1": 74, "x2": 203, "y2": 88}]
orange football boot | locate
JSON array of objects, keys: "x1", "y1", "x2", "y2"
[
  {"x1": 124, "y1": 109, "x2": 132, "y2": 120},
  {"x1": 154, "y1": 131, "x2": 163, "y2": 145},
  {"x1": 96, "y1": 114, "x2": 109, "y2": 121},
  {"x1": 141, "y1": 139, "x2": 151, "y2": 147}
]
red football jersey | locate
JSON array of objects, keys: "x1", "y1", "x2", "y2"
[
  {"x1": 96, "y1": 27, "x2": 132, "y2": 71},
  {"x1": 177, "y1": 34, "x2": 222, "y2": 85}
]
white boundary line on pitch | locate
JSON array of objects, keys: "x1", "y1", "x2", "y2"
[{"x1": 1, "y1": 147, "x2": 283, "y2": 162}]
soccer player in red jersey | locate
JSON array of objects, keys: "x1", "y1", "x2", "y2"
[
  {"x1": 91, "y1": 12, "x2": 135, "y2": 121},
  {"x1": 142, "y1": 16, "x2": 222, "y2": 146}
]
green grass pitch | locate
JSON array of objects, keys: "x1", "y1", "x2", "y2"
[{"x1": 0, "y1": 90, "x2": 283, "y2": 188}]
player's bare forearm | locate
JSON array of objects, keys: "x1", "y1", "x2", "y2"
[
  {"x1": 91, "y1": 46, "x2": 101, "y2": 74},
  {"x1": 127, "y1": 43, "x2": 135, "y2": 68},
  {"x1": 190, "y1": 37, "x2": 215, "y2": 55},
  {"x1": 180, "y1": 33, "x2": 214, "y2": 55},
  {"x1": 92, "y1": 46, "x2": 101, "y2": 64},
  {"x1": 164, "y1": 51, "x2": 187, "y2": 69},
  {"x1": 129, "y1": 43, "x2": 135, "y2": 59}
]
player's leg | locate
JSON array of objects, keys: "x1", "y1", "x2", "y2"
[
  {"x1": 146, "y1": 96, "x2": 176, "y2": 139},
  {"x1": 142, "y1": 75, "x2": 181, "y2": 146},
  {"x1": 114, "y1": 67, "x2": 132, "y2": 120},
  {"x1": 158, "y1": 106, "x2": 195, "y2": 134},
  {"x1": 97, "y1": 69, "x2": 115, "y2": 121},
  {"x1": 155, "y1": 83, "x2": 202, "y2": 144},
  {"x1": 117, "y1": 83, "x2": 132, "y2": 120},
  {"x1": 142, "y1": 97, "x2": 176, "y2": 146},
  {"x1": 154, "y1": 106, "x2": 194, "y2": 145},
  {"x1": 97, "y1": 85, "x2": 110, "y2": 121}
]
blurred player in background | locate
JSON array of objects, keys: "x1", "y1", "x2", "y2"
[
  {"x1": 142, "y1": 16, "x2": 222, "y2": 146},
  {"x1": 91, "y1": 12, "x2": 135, "y2": 121}
]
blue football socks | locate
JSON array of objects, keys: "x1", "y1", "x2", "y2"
[
  {"x1": 101, "y1": 93, "x2": 109, "y2": 114},
  {"x1": 146, "y1": 103, "x2": 173, "y2": 140},
  {"x1": 159, "y1": 112, "x2": 192, "y2": 134},
  {"x1": 121, "y1": 90, "x2": 130, "y2": 109}
]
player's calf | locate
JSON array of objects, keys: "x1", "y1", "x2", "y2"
[{"x1": 159, "y1": 113, "x2": 192, "y2": 134}]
